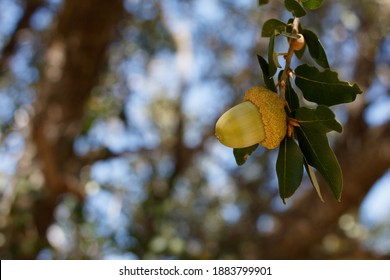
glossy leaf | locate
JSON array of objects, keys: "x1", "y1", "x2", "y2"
[
  {"x1": 302, "y1": 29, "x2": 329, "y2": 68},
  {"x1": 233, "y1": 144, "x2": 259, "y2": 166},
  {"x1": 258, "y1": 0, "x2": 269, "y2": 5},
  {"x1": 302, "y1": 0, "x2": 324, "y2": 10},
  {"x1": 295, "y1": 105, "x2": 342, "y2": 133},
  {"x1": 262, "y1": 19, "x2": 286, "y2": 37},
  {"x1": 296, "y1": 125, "x2": 342, "y2": 201},
  {"x1": 257, "y1": 55, "x2": 277, "y2": 92},
  {"x1": 268, "y1": 34, "x2": 277, "y2": 76},
  {"x1": 295, "y1": 64, "x2": 362, "y2": 106},
  {"x1": 276, "y1": 137, "x2": 304, "y2": 204},
  {"x1": 304, "y1": 159, "x2": 324, "y2": 202},
  {"x1": 285, "y1": 0, "x2": 306, "y2": 17}
]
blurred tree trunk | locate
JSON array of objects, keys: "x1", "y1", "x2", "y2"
[{"x1": 25, "y1": 0, "x2": 123, "y2": 258}]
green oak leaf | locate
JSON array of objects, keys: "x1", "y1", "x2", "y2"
[
  {"x1": 276, "y1": 137, "x2": 304, "y2": 204},
  {"x1": 268, "y1": 34, "x2": 277, "y2": 76},
  {"x1": 285, "y1": 0, "x2": 306, "y2": 17},
  {"x1": 302, "y1": 0, "x2": 324, "y2": 10},
  {"x1": 303, "y1": 159, "x2": 324, "y2": 202},
  {"x1": 257, "y1": 55, "x2": 277, "y2": 92},
  {"x1": 296, "y1": 122, "x2": 343, "y2": 201},
  {"x1": 233, "y1": 144, "x2": 259, "y2": 166},
  {"x1": 295, "y1": 105, "x2": 342, "y2": 133},
  {"x1": 301, "y1": 29, "x2": 329, "y2": 68},
  {"x1": 273, "y1": 52, "x2": 282, "y2": 68},
  {"x1": 262, "y1": 19, "x2": 286, "y2": 37},
  {"x1": 295, "y1": 64, "x2": 362, "y2": 106}
]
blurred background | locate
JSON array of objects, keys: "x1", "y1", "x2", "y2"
[{"x1": 0, "y1": 0, "x2": 389, "y2": 260}]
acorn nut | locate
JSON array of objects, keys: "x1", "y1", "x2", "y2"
[
  {"x1": 290, "y1": 33, "x2": 305, "y2": 51},
  {"x1": 215, "y1": 86, "x2": 287, "y2": 149}
]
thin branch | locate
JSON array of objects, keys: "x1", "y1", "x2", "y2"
[
  {"x1": 279, "y1": 17, "x2": 300, "y2": 99},
  {"x1": 0, "y1": 0, "x2": 45, "y2": 71}
]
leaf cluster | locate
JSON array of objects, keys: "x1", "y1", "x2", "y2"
[{"x1": 235, "y1": 0, "x2": 362, "y2": 203}]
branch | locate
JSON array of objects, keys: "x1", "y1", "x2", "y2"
[
  {"x1": 29, "y1": 0, "x2": 124, "y2": 246},
  {"x1": 0, "y1": 0, "x2": 45, "y2": 71},
  {"x1": 279, "y1": 17, "x2": 300, "y2": 100}
]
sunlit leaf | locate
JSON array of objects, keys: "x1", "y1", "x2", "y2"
[
  {"x1": 257, "y1": 55, "x2": 277, "y2": 92},
  {"x1": 302, "y1": 0, "x2": 324, "y2": 10},
  {"x1": 233, "y1": 144, "x2": 259, "y2": 166},
  {"x1": 285, "y1": 0, "x2": 306, "y2": 17},
  {"x1": 272, "y1": 52, "x2": 281, "y2": 68},
  {"x1": 276, "y1": 137, "x2": 304, "y2": 204},
  {"x1": 301, "y1": 29, "x2": 329, "y2": 68},
  {"x1": 295, "y1": 64, "x2": 362, "y2": 106},
  {"x1": 262, "y1": 19, "x2": 286, "y2": 37}
]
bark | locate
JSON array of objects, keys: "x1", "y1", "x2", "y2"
[{"x1": 30, "y1": 0, "x2": 123, "y2": 246}]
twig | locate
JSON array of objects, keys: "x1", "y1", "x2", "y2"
[{"x1": 279, "y1": 17, "x2": 300, "y2": 99}]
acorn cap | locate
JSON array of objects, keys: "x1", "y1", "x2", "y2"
[{"x1": 243, "y1": 86, "x2": 287, "y2": 149}]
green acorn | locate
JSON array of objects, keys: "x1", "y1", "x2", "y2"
[{"x1": 215, "y1": 86, "x2": 287, "y2": 149}]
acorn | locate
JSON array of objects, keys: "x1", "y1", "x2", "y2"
[
  {"x1": 215, "y1": 86, "x2": 287, "y2": 149},
  {"x1": 290, "y1": 33, "x2": 305, "y2": 51}
]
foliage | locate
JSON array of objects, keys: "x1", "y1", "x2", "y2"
[{"x1": 233, "y1": 0, "x2": 362, "y2": 203}]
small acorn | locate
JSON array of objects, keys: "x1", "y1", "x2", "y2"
[
  {"x1": 215, "y1": 86, "x2": 287, "y2": 149},
  {"x1": 290, "y1": 33, "x2": 305, "y2": 51}
]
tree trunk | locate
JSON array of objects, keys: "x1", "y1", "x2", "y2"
[{"x1": 30, "y1": 0, "x2": 123, "y2": 255}]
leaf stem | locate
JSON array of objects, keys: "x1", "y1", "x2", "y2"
[{"x1": 279, "y1": 17, "x2": 300, "y2": 100}]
